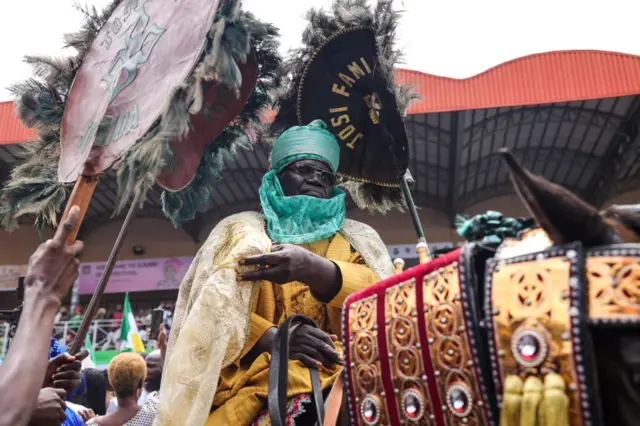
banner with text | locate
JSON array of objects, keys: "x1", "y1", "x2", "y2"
[{"x1": 79, "y1": 257, "x2": 192, "y2": 295}]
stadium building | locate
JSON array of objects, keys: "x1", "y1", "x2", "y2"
[{"x1": 1, "y1": 52, "x2": 640, "y2": 361}]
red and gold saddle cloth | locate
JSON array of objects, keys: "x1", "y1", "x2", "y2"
[
  {"x1": 342, "y1": 229, "x2": 640, "y2": 426},
  {"x1": 342, "y1": 247, "x2": 494, "y2": 426}
]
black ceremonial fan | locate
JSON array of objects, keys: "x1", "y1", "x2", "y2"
[{"x1": 296, "y1": 28, "x2": 409, "y2": 187}]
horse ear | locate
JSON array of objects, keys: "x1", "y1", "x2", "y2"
[
  {"x1": 500, "y1": 148, "x2": 622, "y2": 247},
  {"x1": 600, "y1": 204, "x2": 640, "y2": 243}
]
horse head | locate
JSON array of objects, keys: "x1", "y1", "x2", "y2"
[{"x1": 500, "y1": 148, "x2": 640, "y2": 247}]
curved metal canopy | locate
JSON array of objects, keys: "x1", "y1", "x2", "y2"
[
  {"x1": 1, "y1": 94, "x2": 639, "y2": 239},
  {"x1": 3, "y1": 50, "x2": 640, "y2": 238},
  {"x1": 406, "y1": 95, "x2": 640, "y2": 224}
]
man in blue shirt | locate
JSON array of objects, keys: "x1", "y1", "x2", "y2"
[
  {"x1": 62, "y1": 406, "x2": 85, "y2": 426},
  {"x1": 31, "y1": 337, "x2": 88, "y2": 426}
]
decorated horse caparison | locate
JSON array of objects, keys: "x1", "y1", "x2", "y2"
[{"x1": 340, "y1": 150, "x2": 640, "y2": 426}]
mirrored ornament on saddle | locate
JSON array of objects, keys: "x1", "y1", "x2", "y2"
[{"x1": 342, "y1": 148, "x2": 640, "y2": 426}]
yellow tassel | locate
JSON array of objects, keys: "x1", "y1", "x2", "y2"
[
  {"x1": 539, "y1": 373, "x2": 570, "y2": 426},
  {"x1": 499, "y1": 375, "x2": 523, "y2": 426},
  {"x1": 520, "y1": 376, "x2": 543, "y2": 426}
]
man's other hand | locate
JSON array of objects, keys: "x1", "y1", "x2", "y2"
[
  {"x1": 77, "y1": 407, "x2": 95, "y2": 422},
  {"x1": 43, "y1": 350, "x2": 89, "y2": 394},
  {"x1": 24, "y1": 206, "x2": 84, "y2": 304},
  {"x1": 288, "y1": 324, "x2": 343, "y2": 369},
  {"x1": 30, "y1": 388, "x2": 67, "y2": 426}
]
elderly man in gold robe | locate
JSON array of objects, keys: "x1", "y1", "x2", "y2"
[{"x1": 155, "y1": 120, "x2": 393, "y2": 426}]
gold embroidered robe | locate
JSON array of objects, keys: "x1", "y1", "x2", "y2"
[
  {"x1": 155, "y1": 212, "x2": 393, "y2": 426},
  {"x1": 208, "y1": 233, "x2": 378, "y2": 425}
]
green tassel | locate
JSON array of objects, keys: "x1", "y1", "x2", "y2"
[{"x1": 455, "y1": 210, "x2": 536, "y2": 245}]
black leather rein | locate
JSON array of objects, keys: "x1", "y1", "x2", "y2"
[{"x1": 268, "y1": 314, "x2": 326, "y2": 426}]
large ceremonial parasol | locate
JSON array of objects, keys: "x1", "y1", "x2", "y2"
[
  {"x1": 2, "y1": 0, "x2": 280, "y2": 353},
  {"x1": 266, "y1": 2, "x2": 432, "y2": 424},
  {"x1": 270, "y1": 0, "x2": 430, "y2": 261}
]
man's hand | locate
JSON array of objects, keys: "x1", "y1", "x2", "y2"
[
  {"x1": 24, "y1": 206, "x2": 84, "y2": 304},
  {"x1": 288, "y1": 324, "x2": 343, "y2": 369},
  {"x1": 77, "y1": 407, "x2": 95, "y2": 422},
  {"x1": 239, "y1": 244, "x2": 341, "y2": 302},
  {"x1": 30, "y1": 388, "x2": 67, "y2": 426},
  {"x1": 239, "y1": 244, "x2": 313, "y2": 284},
  {"x1": 158, "y1": 323, "x2": 168, "y2": 363},
  {"x1": 0, "y1": 208, "x2": 84, "y2": 426},
  {"x1": 43, "y1": 350, "x2": 89, "y2": 394}
]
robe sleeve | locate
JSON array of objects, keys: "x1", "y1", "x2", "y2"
[
  {"x1": 327, "y1": 252, "x2": 379, "y2": 309},
  {"x1": 238, "y1": 313, "x2": 276, "y2": 361}
]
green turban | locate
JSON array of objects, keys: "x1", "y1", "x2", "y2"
[{"x1": 270, "y1": 119, "x2": 340, "y2": 172}]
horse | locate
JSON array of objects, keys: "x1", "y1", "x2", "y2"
[{"x1": 269, "y1": 149, "x2": 640, "y2": 426}]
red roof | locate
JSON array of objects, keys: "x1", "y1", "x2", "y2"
[
  {"x1": 0, "y1": 101, "x2": 36, "y2": 145},
  {"x1": 399, "y1": 50, "x2": 640, "y2": 114},
  {"x1": 3, "y1": 50, "x2": 640, "y2": 145}
]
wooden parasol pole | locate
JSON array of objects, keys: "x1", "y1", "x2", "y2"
[
  {"x1": 68, "y1": 190, "x2": 145, "y2": 354},
  {"x1": 399, "y1": 175, "x2": 431, "y2": 264},
  {"x1": 61, "y1": 169, "x2": 100, "y2": 245}
]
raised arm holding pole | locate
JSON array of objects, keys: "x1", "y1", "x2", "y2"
[{"x1": 0, "y1": 0, "x2": 281, "y2": 352}]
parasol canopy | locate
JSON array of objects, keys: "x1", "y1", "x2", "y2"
[
  {"x1": 59, "y1": 0, "x2": 227, "y2": 183},
  {"x1": 297, "y1": 27, "x2": 409, "y2": 188},
  {"x1": 270, "y1": 0, "x2": 418, "y2": 214}
]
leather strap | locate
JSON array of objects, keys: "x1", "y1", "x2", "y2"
[
  {"x1": 268, "y1": 314, "x2": 326, "y2": 426},
  {"x1": 323, "y1": 373, "x2": 345, "y2": 426},
  {"x1": 311, "y1": 367, "x2": 326, "y2": 424}
]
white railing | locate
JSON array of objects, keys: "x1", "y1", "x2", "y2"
[
  {"x1": 0, "y1": 318, "x2": 155, "y2": 359},
  {"x1": 0, "y1": 322, "x2": 9, "y2": 358},
  {"x1": 54, "y1": 319, "x2": 125, "y2": 352}
]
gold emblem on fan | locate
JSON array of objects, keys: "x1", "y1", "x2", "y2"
[{"x1": 364, "y1": 93, "x2": 382, "y2": 124}]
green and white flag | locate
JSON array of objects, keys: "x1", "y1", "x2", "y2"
[
  {"x1": 84, "y1": 334, "x2": 96, "y2": 363},
  {"x1": 119, "y1": 293, "x2": 145, "y2": 352}
]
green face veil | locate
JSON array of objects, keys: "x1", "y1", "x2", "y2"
[{"x1": 259, "y1": 119, "x2": 346, "y2": 244}]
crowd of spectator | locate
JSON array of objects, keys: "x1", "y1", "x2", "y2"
[
  {"x1": 52, "y1": 302, "x2": 174, "y2": 351},
  {"x1": 53, "y1": 302, "x2": 175, "y2": 328},
  {"x1": 0, "y1": 201, "x2": 173, "y2": 426},
  {"x1": 0, "y1": 301, "x2": 176, "y2": 354}
]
